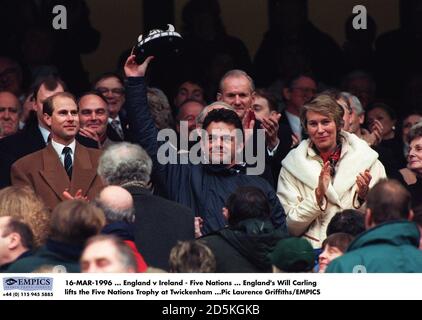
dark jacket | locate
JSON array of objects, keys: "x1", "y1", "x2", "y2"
[
  {"x1": 106, "y1": 108, "x2": 133, "y2": 142},
  {"x1": 102, "y1": 221, "x2": 148, "y2": 272},
  {"x1": 0, "y1": 120, "x2": 98, "y2": 188},
  {"x1": 125, "y1": 77, "x2": 287, "y2": 235},
  {"x1": 326, "y1": 221, "x2": 422, "y2": 273},
  {"x1": 201, "y1": 218, "x2": 287, "y2": 272},
  {"x1": 0, "y1": 250, "x2": 32, "y2": 273},
  {"x1": 6, "y1": 239, "x2": 82, "y2": 273},
  {"x1": 408, "y1": 178, "x2": 422, "y2": 209},
  {"x1": 123, "y1": 185, "x2": 195, "y2": 271}
]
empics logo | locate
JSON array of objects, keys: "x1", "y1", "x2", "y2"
[{"x1": 3, "y1": 277, "x2": 53, "y2": 291}]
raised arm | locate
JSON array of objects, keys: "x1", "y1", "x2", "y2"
[{"x1": 124, "y1": 55, "x2": 161, "y2": 164}]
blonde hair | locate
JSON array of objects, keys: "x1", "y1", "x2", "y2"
[
  {"x1": 169, "y1": 240, "x2": 216, "y2": 273},
  {"x1": 0, "y1": 186, "x2": 50, "y2": 247},
  {"x1": 300, "y1": 94, "x2": 344, "y2": 134}
]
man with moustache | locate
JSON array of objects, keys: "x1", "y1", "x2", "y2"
[{"x1": 11, "y1": 92, "x2": 103, "y2": 210}]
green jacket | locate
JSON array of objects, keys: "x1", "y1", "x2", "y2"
[
  {"x1": 201, "y1": 218, "x2": 286, "y2": 273},
  {"x1": 6, "y1": 241, "x2": 81, "y2": 273},
  {"x1": 326, "y1": 221, "x2": 422, "y2": 273}
]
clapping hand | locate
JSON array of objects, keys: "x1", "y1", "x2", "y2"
[
  {"x1": 261, "y1": 112, "x2": 281, "y2": 150},
  {"x1": 63, "y1": 189, "x2": 88, "y2": 201},
  {"x1": 316, "y1": 161, "x2": 332, "y2": 206},
  {"x1": 356, "y1": 169, "x2": 372, "y2": 201}
]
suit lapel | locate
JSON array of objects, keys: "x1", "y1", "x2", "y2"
[
  {"x1": 25, "y1": 122, "x2": 47, "y2": 153},
  {"x1": 70, "y1": 142, "x2": 97, "y2": 196},
  {"x1": 106, "y1": 123, "x2": 123, "y2": 142},
  {"x1": 39, "y1": 144, "x2": 70, "y2": 201}
]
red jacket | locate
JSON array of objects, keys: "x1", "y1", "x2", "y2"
[{"x1": 124, "y1": 240, "x2": 147, "y2": 272}]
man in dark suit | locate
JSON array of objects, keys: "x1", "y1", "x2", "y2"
[
  {"x1": 94, "y1": 73, "x2": 132, "y2": 142},
  {"x1": 97, "y1": 142, "x2": 195, "y2": 271},
  {"x1": 280, "y1": 74, "x2": 317, "y2": 142},
  {"x1": 0, "y1": 75, "x2": 98, "y2": 188},
  {"x1": 11, "y1": 92, "x2": 103, "y2": 210}
]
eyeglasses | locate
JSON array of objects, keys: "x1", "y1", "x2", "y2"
[
  {"x1": 96, "y1": 87, "x2": 125, "y2": 96},
  {"x1": 291, "y1": 87, "x2": 317, "y2": 95}
]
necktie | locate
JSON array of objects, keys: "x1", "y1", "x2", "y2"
[
  {"x1": 62, "y1": 147, "x2": 73, "y2": 180},
  {"x1": 111, "y1": 119, "x2": 124, "y2": 140}
]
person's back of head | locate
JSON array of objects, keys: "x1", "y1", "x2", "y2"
[
  {"x1": 327, "y1": 209, "x2": 365, "y2": 237},
  {"x1": 147, "y1": 87, "x2": 174, "y2": 130},
  {"x1": 97, "y1": 142, "x2": 153, "y2": 187},
  {"x1": 0, "y1": 186, "x2": 49, "y2": 248},
  {"x1": 225, "y1": 186, "x2": 271, "y2": 226},
  {"x1": 95, "y1": 186, "x2": 135, "y2": 224},
  {"x1": 0, "y1": 216, "x2": 34, "y2": 266},
  {"x1": 269, "y1": 237, "x2": 315, "y2": 273},
  {"x1": 366, "y1": 179, "x2": 412, "y2": 227},
  {"x1": 49, "y1": 200, "x2": 105, "y2": 246},
  {"x1": 169, "y1": 240, "x2": 216, "y2": 273}
]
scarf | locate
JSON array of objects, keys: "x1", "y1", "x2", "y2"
[{"x1": 317, "y1": 143, "x2": 342, "y2": 176}]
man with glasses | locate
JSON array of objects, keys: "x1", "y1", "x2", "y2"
[
  {"x1": 94, "y1": 73, "x2": 128, "y2": 141},
  {"x1": 281, "y1": 74, "x2": 318, "y2": 142}
]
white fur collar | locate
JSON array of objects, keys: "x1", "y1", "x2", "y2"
[{"x1": 281, "y1": 131, "x2": 379, "y2": 205}]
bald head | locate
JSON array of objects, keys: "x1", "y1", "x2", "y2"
[
  {"x1": 0, "y1": 91, "x2": 20, "y2": 137},
  {"x1": 99, "y1": 186, "x2": 133, "y2": 212},
  {"x1": 366, "y1": 179, "x2": 412, "y2": 227},
  {"x1": 97, "y1": 186, "x2": 134, "y2": 223}
]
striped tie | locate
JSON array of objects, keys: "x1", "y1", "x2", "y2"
[
  {"x1": 62, "y1": 147, "x2": 73, "y2": 180},
  {"x1": 111, "y1": 119, "x2": 124, "y2": 140}
]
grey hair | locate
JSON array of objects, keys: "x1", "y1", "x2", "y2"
[
  {"x1": 341, "y1": 92, "x2": 364, "y2": 115},
  {"x1": 98, "y1": 142, "x2": 153, "y2": 186},
  {"x1": 147, "y1": 87, "x2": 174, "y2": 129},
  {"x1": 94, "y1": 199, "x2": 135, "y2": 224},
  {"x1": 408, "y1": 122, "x2": 422, "y2": 144},
  {"x1": 218, "y1": 69, "x2": 255, "y2": 93},
  {"x1": 195, "y1": 101, "x2": 235, "y2": 127},
  {"x1": 84, "y1": 235, "x2": 137, "y2": 271}
]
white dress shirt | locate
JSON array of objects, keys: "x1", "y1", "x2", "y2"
[{"x1": 51, "y1": 139, "x2": 76, "y2": 166}]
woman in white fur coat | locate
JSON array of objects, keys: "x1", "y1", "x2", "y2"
[{"x1": 277, "y1": 94, "x2": 386, "y2": 249}]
